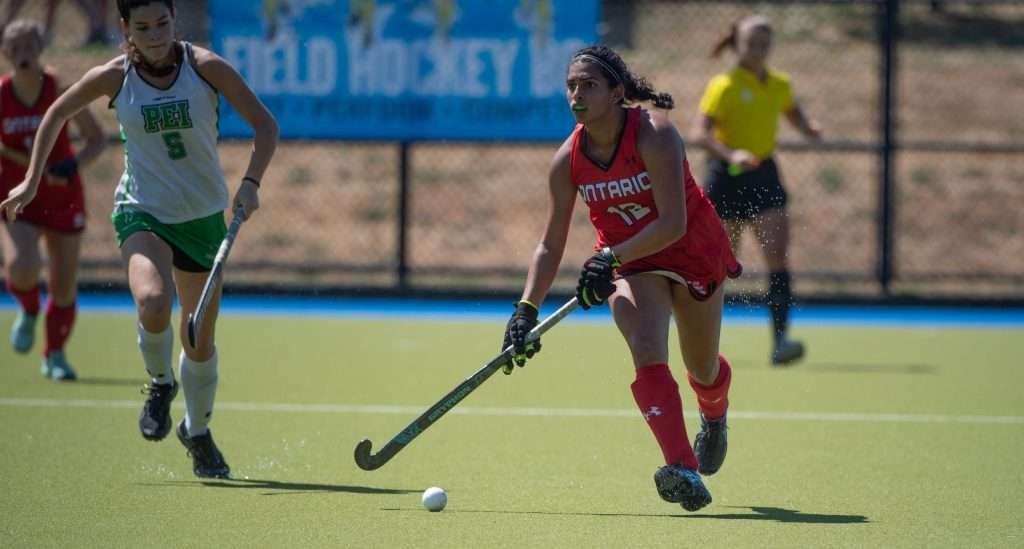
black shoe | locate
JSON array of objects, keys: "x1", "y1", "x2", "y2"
[
  {"x1": 653, "y1": 464, "x2": 712, "y2": 512},
  {"x1": 694, "y1": 412, "x2": 728, "y2": 475},
  {"x1": 176, "y1": 421, "x2": 231, "y2": 479},
  {"x1": 772, "y1": 339, "x2": 805, "y2": 366},
  {"x1": 139, "y1": 382, "x2": 178, "y2": 441}
]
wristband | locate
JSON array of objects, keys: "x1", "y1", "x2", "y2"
[
  {"x1": 242, "y1": 176, "x2": 261, "y2": 188},
  {"x1": 518, "y1": 299, "x2": 539, "y2": 311}
]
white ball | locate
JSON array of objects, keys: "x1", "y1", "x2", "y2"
[{"x1": 421, "y1": 486, "x2": 447, "y2": 512}]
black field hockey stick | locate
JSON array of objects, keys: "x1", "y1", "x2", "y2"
[
  {"x1": 186, "y1": 206, "x2": 246, "y2": 349},
  {"x1": 354, "y1": 297, "x2": 580, "y2": 471}
]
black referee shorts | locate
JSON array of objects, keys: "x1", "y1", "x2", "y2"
[{"x1": 703, "y1": 157, "x2": 788, "y2": 222}]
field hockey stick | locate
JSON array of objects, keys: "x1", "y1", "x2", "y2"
[
  {"x1": 0, "y1": 144, "x2": 31, "y2": 167},
  {"x1": 0, "y1": 144, "x2": 72, "y2": 185},
  {"x1": 354, "y1": 296, "x2": 580, "y2": 471},
  {"x1": 186, "y1": 205, "x2": 246, "y2": 348}
]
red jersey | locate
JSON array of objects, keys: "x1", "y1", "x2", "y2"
[
  {"x1": 570, "y1": 106, "x2": 740, "y2": 298},
  {"x1": 0, "y1": 72, "x2": 85, "y2": 232}
]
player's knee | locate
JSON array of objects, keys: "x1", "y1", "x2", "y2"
[{"x1": 135, "y1": 290, "x2": 172, "y2": 323}]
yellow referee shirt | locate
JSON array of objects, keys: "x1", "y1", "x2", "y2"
[{"x1": 698, "y1": 66, "x2": 794, "y2": 160}]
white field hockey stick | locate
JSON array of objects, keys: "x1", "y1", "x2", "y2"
[
  {"x1": 186, "y1": 206, "x2": 246, "y2": 348},
  {"x1": 354, "y1": 297, "x2": 580, "y2": 471}
]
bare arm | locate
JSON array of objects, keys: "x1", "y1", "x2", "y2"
[
  {"x1": 688, "y1": 111, "x2": 735, "y2": 163},
  {"x1": 784, "y1": 102, "x2": 822, "y2": 141},
  {"x1": 688, "y1": 110, "x2": 760, "y2": 171},
  {"x1": 194, "y1": 46, "x2": 279, "y2": 187},
  {"x1": 608, "y1": 113, "x2": 687, "y2": 264},
  {"x1": 521, "y1": 138, "x2": 577, "y2": 306},
  {"x1": 63, "y1": 84, "x2": 106, "y2": 171}
]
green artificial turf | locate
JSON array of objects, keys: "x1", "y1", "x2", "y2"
[{"x1": 1, "y1": 310, "x2": 1022, "y2": 548}]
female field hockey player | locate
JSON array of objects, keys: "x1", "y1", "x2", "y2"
[
  {"x1": 1, "y1": 19, "x2": 104, "y2": 380},
  {"x1": 502, "y1": 46, "x2": 740, "y2": 512},
  {"x1": 688, "y1": 15, "x2": 822, "y2": 366},
  {"x1": 1, "y1": 0, "x2": 279, "y2": 478}
]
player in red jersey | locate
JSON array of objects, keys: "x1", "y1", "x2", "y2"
[
  {"x1": 502, "y1": 46, "x2": 740, "y2": 512},
  {"x1": 0, "y1": 20, "x2": 104, "y2": 379}
]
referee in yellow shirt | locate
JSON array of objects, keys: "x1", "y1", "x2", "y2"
[{"x1": 689, "y1": 15, "x2": 822, "y2": 366}]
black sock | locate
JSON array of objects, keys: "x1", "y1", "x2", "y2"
[{"x1": 768, "y1": 270, "x2": 792, "y2": 343}]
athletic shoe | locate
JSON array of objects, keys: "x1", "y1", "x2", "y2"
[
  {"x1": 176, "y1": 420, "x2": 231, "y2": 479},
  {"x1": 9, "y1": 311, "x2": 37, "y2": 354},
  {"x1": 139, "y1": 381, "x2": 178, "y2": 441},
  {"x1": 40, "y1": 350, "x2": 77, "y2": 381},
  {"x1": 653, "y1": 464, "x2": 712, "y2": 512},
  {"x1": 771, "y1": 339, "x2": 805, "y2": 366},
  {"x1": 694, "y1": 413, "x2": 727, "y2": 476}
]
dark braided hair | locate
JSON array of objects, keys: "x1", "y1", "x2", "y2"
[
  {"x1": 117, "y1": 0, "x2": 177, "y2": 76},
  {"x1": 571, "y1": 46, "x2": 674, "y2": 110}
]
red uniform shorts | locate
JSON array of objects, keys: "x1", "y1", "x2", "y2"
[
  {"x1": 616, "y1": 203, "x2": 742, "y2": 300},
  {"x1": 0, "y1": 176, "x2": 85, "y2": 233}
]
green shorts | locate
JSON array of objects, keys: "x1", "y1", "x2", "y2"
[{"x1": 112, "y1": 210, "x2": 227, "y2": 271}]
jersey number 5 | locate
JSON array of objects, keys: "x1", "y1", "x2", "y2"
[
  {"x1": 162, "y1": 131, "x2": 188, "y2": 160},
  {"x1": 607, "y1": 202, "x2": 651, "y2": 226}
]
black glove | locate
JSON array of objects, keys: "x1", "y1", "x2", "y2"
[
  {"x1": 576, "y1": 247, "x2": 621, "y2": 310},
  {"x1": 502, "y1": 300, "x2": 540, "y2": 374},
  {"x1": 47, "y1": 158, "x2": 78, "y2": 179}
]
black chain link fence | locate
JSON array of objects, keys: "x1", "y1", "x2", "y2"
[{"x1": 6, "y1": 0, "x2": 1022, "y2": 301}]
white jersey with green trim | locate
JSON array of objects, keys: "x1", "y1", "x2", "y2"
[{"x1": 110, "y1": 42, "x2": 227, "y2": 224}]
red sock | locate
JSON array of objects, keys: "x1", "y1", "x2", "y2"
[
  {"x1": 687, "y1": 355, "x2": 732, "y2": 420},
  {"x1": 44, "y1": 299, "x2": 76, "y2": 357},
  {"x1": 6, "y1": 279, "x2": 40, "y2": 315},
  {"x1": 630, "y1": 363, "x2": 698, "y2": 469}
]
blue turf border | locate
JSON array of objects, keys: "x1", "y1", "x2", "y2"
[{"x1": 1, "y1": 293, "x2": 1023, "y2": 327}]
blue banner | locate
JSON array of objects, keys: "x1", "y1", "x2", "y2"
[{"x1": 209, "y1": 0, "x2": 599, "y2": 140}]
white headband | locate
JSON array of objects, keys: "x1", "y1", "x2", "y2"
[{"x1": 573, "y1": 53, "x2": 623, "y2": 87}]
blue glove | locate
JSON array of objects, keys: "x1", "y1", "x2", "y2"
[{"x1": 576, "y1": 247, "x2": 621, "y2": 310}]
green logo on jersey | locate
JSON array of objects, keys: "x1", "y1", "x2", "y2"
[{"x1": 141, "y1": 100, "x2": 193, "y2": 133}]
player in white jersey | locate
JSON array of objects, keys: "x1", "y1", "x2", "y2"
[{"x1": 1, "y1": 0, "x2": 280, "y2": 479}]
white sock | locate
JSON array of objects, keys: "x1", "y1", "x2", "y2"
[
  {"x1": 138, "y1": 323, "x2": 174, "y2": 385},
  {"x1": 179, "y1": 348, "x2": 219, "y2": 437}
]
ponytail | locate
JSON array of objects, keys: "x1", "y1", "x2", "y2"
[
  {"x1": 711, "y1": 15, "x2": 773, "y2": 59},
  {"x1": 571, "y1": 46, "x2": 675, "y2": 110},
  {"x1": 710, "y1": 18, "x2": 741, "y2": 58}
]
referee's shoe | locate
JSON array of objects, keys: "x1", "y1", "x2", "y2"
[{"x1": 772, "y1": 339, "x2": 805, "y2": 366}]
